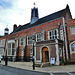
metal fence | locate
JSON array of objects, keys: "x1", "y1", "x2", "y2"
[{"x1": 3, "y1": 56, "x2": 31, "y2": 62}]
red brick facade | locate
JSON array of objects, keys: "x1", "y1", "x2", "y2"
[
  {"x1": 0, "y1": 5, "x2": 75, "y2": 65},
  {"x1": 67, "y1": 19, "x2": 75, "y2": 62}
]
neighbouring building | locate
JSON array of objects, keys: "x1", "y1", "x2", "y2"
[{"x1": 0, "y1": 4, "x2": 75, "y2": 65}]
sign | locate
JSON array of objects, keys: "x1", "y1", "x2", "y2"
[
  {"x1": 33, "y1": 56, "x2": 35, "y2": 59},
  {"x1": 51, "y1": 58, "x2": 55, "y2": 64}
]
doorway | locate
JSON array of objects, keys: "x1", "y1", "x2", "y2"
[{"x1": 42, "y1": 47, "x2": 49, "y2": 62}]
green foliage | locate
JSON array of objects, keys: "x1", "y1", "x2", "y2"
[{"x1": 61, "y1": 59, "x2": 65, "y2": 64}]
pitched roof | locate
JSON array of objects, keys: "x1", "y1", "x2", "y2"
[{"x1": 11, "y1": 5, "x2": 69, "y2": 34}]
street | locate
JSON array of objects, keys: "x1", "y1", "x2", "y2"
[
  {"x1": 0, "y1": 65, "x2": 49, "y2": 75},
  {"x1": 0, "y1": 65, "x2": 75, "y2": 75}
]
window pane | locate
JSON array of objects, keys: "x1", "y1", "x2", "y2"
[
  {"x1": 37, "y1": 33, "x2": 42, "y2": 42},
  {"x1": 49, "y1": 30, "x2": 58, "y2": 40},
  {"x1": 20, "y1": 38, "x2": 24, "y2": 45},
  {"x1": 49, "y1": 32, "x2": 51, "y2": 36},
  {"x1": 12, "y1": 49, "x2": 14, "y2": 55},
  {"x1": 8, "y1": 43, "x2": 11, "y2": 48},
  {"x1": 37, "y1": 39, "x2": 41, "y2": 41},
  {"x1": 37, "y1": 34, "x2": 41, "y2": 38},
  {"x1": 8, "y1": 48, "x2": 11, "y2": 55},
  {"x1": 52, "y1": 31, "x2": 54, "y2": 35},
  {"x1": 1, "y1": 39, "x2": 5, "y2": 47},
  {"x1": 55, "y1": 30, "x2": 57, "y2": 35},
  {"x1": 71, "y1": 43, "x2": 75, "y2": 51},
  {"x1": 21, "y1": 42, "x2": 23, "y2": 45},
  {"x1": 72, "y1": 27, "x2": 75, "y2": 34},
  {"x1": 12, "y1": 43, "x2": 15, "y2": 48},
  {"x1": 28, "y1": 35, "x2": 33, "y2": 44}
]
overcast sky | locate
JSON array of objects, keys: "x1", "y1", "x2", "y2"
[{"x1": 0, "y1": 0, "x2": 75, "y2": 35}]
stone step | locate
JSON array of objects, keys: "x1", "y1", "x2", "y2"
[{"x1": 35, "y1": 62, "x2": 50, "y2": 67}]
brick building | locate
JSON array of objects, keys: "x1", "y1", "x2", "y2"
[{"x1": 0, "y1": 4, "x2": 75, "y2": 65}]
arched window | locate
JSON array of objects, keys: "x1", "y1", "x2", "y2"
[{"x1": 70, "y1": 42, "x2": 75, "y2": 53}]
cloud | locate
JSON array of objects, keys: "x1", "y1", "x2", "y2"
[
  {"x1": 0, "y1": 0, "x2": 13, "y2": 9},
  {"x1": 0, "y1": 0, "x2": 75, "y2": 36},
  {"x1": 0, "y1": 0, "x2": 28, "y2": 35}
]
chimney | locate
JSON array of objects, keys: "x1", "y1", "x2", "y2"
[{"x1": 13, "y1": 24, "x2": 17, "y2": 31}]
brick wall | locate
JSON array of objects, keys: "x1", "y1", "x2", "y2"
[
  {"x1": 0, "y1": 18, "x2": 63, "y2": 58},
  {"x1": 67, "y1": 19, "x2": 75, "y2": 62}
]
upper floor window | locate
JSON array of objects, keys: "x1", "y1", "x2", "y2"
[
  {"x1": 36, "y1": 33, "x2": 42, "y2": 42},
  {"x1": 28, "y1": 35, "x2": 33, "y2": 45},
  {"x1": 71, "y1": 42, "x2": 75, "y2": 52},
  {"x1": 48, "y1": 29, "x2": 58, "y2": 40},
  {"x1": 1, "y1": 39, "x2": 5, "y2": 47},
  {"x1": 72, "y1": 27, "x2": 75, "y2": 35},
  {"x1": 20, "y1": 38, "x2": 24, "y2": 46}
]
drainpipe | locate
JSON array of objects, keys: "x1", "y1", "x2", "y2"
[{"x1": 63, "y1": 17, "x2": 68, "y2": 61}]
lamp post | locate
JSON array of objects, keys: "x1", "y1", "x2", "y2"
[
  {"x1": 5, "y1": 49, "x2": 8, "y2": 66},
  {"x1": 32, "y1": 33, "x2": 36, "y2": 70},
  {"x1": 5, "y1": 40, "x2": 8, "y2": 66},
  {"x1": 33, "y1": 42, "x2": 35, "y2": 70}
]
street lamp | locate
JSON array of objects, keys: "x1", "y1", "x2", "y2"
[
  {"x1": 5, "y1": 49, "x2": 8, "y2": 66},
  {"x1": 32, "y1": 33, "x2": 36, "y2": 70}
]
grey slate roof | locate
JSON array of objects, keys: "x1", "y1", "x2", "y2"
[{"x1": 11, "y1": 5, "x2": 69, "y2": 34}]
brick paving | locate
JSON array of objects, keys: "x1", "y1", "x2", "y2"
[{"x1": 0, "y1": 61, "x2": 75, "y2": 73}]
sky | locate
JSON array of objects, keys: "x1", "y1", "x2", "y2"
[{"x1": 0, "y1": 0, "x2": 75, "y2": 35}]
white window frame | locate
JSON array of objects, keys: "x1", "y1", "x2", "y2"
[
  {"x1": 36, "y1": 33, "x2": 42, "y2": 42},
  {"x1": 0, "y1": 48, "x2": 4, "y2": 56},
  {"x1": 1, "y1": 39, "x2": 5, "y2": 47},
  {"x1": 27, "y1": 35, "x2": 33, "y2": 45},
  {"x1": 70, "y1": 41, "x2": 75, "y2": 54},
  {"x1": 20, "y1": 37, "x2": 24, "y2": 46},
  {"x1": 71, "y1": 27, "x2": 75, "y2": 35},
  {"x1": 48, "y1": 29, "x2": 58, "y2": 40},
  {"x1": 7, "y1": 40, "x2": 15, "y2": 56}
]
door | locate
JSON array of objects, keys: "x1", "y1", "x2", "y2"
[{"x1": 42, "y1": 47, "x2": 49, "y2": 62}]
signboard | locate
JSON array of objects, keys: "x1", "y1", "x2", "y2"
[{"x1": 51, "y1": 58, "x2": 55, "y2": 64}]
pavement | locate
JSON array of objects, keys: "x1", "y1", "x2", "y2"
[{"x1": 0, "y1": 61, "x2": 75, "y2": 73}]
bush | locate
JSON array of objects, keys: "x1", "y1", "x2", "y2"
[{"x1": 61, "y1": 59, "x2": 65, "y2": 64}]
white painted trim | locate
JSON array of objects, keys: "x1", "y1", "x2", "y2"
[
  {"x1": 55, "y1": 39, "x2": 60, "y2": 65},
  {"x1": 34, "y1": 43, "x2": 36, "y2": 62},
  {"x1": 7, "y1": 40, "x2": 15, "y2": 43},
  {"x1": 70, "y1": 41, "x2": 75, "y2": 54},
  {"x1": 63, "y1": 17, "x2": 68, "y2": 60},
  {"x1": 47, "y1": 29, "x2": 58, "y2": 40},
  {"x1": 35, "y1": 60, "x2": 41, "y2": 62},
  {"x1": 40, "y1": 46, "x2": 50, "y2": 63},
  {"x1": 63, "y1": 44, "x2": 65, "y2": 60},
  {"x1": 71, "y1": 27, "x2": 75, "y2": 35},
  {"x1": 7, "y1": 40, "x2": 15, "y2": 56},
  {"x1": 27, "y1": 35, "x2": 33, "y2": 45},
  {"x1": 1, "y1": 39, "x2": 5, "y2": 47}
]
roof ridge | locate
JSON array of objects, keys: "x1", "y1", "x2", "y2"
[{"x1": 39, "y1": 8, "x2": 66, "y2": 20}]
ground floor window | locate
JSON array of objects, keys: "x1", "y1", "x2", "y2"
[
  {"x1": 72, "y1": 27, "x2": 75, "y2": 35},
  {"x1": 0, "y1": 48, "x2": 4, "y2": 56},
  {"x1": 70, "y1": 42, "x2": 75, "y2": 54},
  {"x1": 7, "y1": 43, "x2": 15, "y2": 56},
  {"x1": 71, "y1": 42, "x2": 75, "y2": 51}
]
